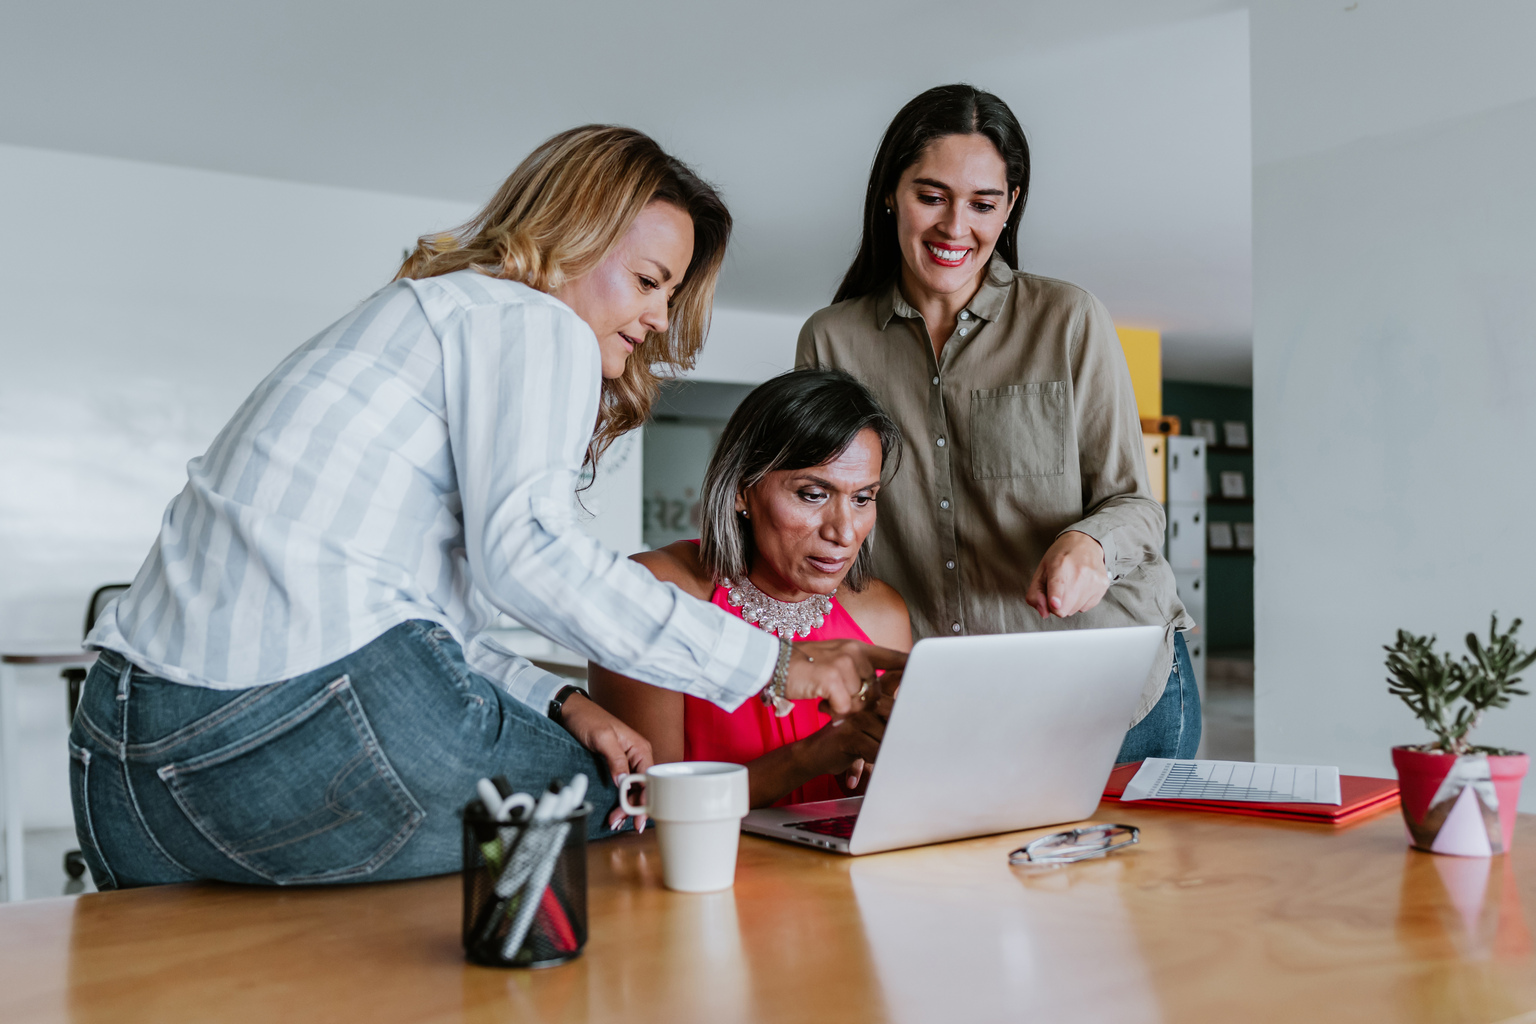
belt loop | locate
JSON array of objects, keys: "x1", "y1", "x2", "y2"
[{"x1": 116, "y1": 657, "x2": 133, "y2": 759}]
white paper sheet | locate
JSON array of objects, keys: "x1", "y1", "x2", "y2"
[{"x1": 1121, "y1": 759, "x2": 1342, "y2": 805}]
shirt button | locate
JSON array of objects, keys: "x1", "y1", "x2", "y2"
[
  {"x1": 951, "y1": 622, "x2": 962, "y2": 633},
  {"x1": 939, "y1": 499, "x2": 950, "y2": 509},
  {"x1": 946, "y1": 560, "x2": 956, "y2": 570},
  {"x1": 959, "y1": 311, "x2": 971, "y2": 320},
  {"x1": 931, "y1": 376, "x2": 940, "y2": 386},
  {"x1": 957, "y1": 327, "x2": 969, "y2": 336},
  {"x1": 936, "y1": 437, "x2": 946, "y2": 447}
]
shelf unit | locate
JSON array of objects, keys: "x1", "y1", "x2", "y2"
[{"x1": 1164, "y1": 384, "x2": 1255, "y2": 653}]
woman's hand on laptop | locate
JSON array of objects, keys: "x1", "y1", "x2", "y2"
[
  {"x1": 741, "y1": 666, "x2": 899, "y2": 806},
  {"x1": 784, "y1": 640, "x2": 906, "y2": 714},
  {"x1": 840, "y1": 683, "x2": 898, "y2": 789},
  {"x1": 809, "y1": 706, "x2": 886, "y2": 791}
]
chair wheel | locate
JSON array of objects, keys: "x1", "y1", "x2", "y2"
[{"x1": 64, "y1": 850, "x2": 87, "y2": 880}]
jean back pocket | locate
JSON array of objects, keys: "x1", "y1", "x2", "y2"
[
  {"x1": 970, "y1": 381, "x2": 1067, "y2": 479},
  {"x1": 157, "y1": 675, "x2": 424, "y2": 884},
  {"x1": 69, "y1": 738, "x2": 119, "y2": 890}
]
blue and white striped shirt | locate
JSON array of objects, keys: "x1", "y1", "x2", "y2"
[{"x1": 88, "y1": 269, "x2": 778, "y2": 714}]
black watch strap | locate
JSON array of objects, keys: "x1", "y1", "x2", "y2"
[{"x1": 548, "y1": 684, "x2": 584, "y2": 722}]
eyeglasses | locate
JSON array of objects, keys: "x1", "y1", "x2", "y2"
[{"x1": 1008, "y1": 824, "x2": 1139, "y2": 867}]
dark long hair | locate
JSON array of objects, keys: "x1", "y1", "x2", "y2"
[
  {"x1": 833, "y1": 84, "x2": 1030, "y2": 304},
  {"x1": 699, "y1": 369, "x2": 903, "y2": 591}
]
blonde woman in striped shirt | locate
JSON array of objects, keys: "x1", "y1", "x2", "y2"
[{"x1": 73, "y1": 126, "x2": 903, "y2": 890}]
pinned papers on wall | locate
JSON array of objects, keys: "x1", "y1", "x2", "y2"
[{"x1": 1121, "y1": 758, "x2": 1343, "y2": 805}]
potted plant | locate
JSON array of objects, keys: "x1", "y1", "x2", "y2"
[{"x1": 1385, "y1": 615, "x2": 1533, "y2": 856}]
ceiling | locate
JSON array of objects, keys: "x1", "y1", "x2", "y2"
[{"x1": 2, "y1": 0, "x2": 1252, "y2": 381}]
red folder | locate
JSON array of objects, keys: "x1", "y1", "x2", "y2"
[{"x1": 1101, "y1": 762, "x2": 1401, "y2": 826}]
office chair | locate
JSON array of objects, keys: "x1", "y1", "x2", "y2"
[{"x1": 59, "y1": 583, "x2": 130, "y2": 884}]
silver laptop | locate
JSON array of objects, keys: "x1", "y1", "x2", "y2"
[{"x1": 742, "y1": 625, "x2": 1162, "y2": 855}]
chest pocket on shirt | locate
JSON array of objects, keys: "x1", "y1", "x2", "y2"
[{"x1": 970, "y1": 382, "x2": 1067, "y2": 479}]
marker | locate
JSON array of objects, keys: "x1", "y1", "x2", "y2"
[
  {"x1": 477, "y1": 778, "x2": 506, "y2": 820},
  {"x1": 531, "y1": 779, "x2": 565, "y2": 822},
  {"x1": 558, "y1": 774, "x2": 588, "y2": 818}
]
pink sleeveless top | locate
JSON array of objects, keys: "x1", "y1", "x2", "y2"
[{"x1": 682, "y1": 546, "x2": 874, "y2": 807}]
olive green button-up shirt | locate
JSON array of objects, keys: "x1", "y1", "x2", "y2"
[{"x1": 796, "y1": 256, "x2": 1192, "y2": 724}]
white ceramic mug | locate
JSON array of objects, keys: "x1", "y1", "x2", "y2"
[{"x1": 617, "y1": 762, "x2": 749, "y2": 893}]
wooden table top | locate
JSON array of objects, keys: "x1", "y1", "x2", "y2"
[{"x1": 3, "y1": 801, "x2": 1534, "y2": 1024}]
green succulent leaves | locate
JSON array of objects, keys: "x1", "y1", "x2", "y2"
[{"x1": 1384, "y1": 614, "x2": 1534, "y2": 756}]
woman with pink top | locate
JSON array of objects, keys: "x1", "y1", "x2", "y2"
[{"x1": 591, "y1": 370, "x2": 912, "y2": 809}]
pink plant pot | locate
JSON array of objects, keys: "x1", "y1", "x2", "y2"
[{"x1": 1393, "y1": 746, "x2": 1528, "y2": 856}]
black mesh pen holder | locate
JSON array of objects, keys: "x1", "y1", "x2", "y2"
[{"x1": 462, "y1": 802, "x2": 590, "y2": 968}]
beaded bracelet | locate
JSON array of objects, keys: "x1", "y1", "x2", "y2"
[{"x1": 760, "y1": 634, "x2": 794, "y2": 718}]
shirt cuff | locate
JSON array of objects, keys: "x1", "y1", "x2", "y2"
[
  {"x1": 462, "y1": 633, "x2": 573, "y2": 714},
  {"x1": 1059, "y1": 521, "x2": 1124, "y2": 580},
  {"x1": 516, "y1": 665, "x2": 572, "y2": 718},
  {"x1": 701, "y1": 617, "x2": 780, "y2": 713}
]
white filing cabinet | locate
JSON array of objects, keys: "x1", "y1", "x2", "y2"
[
  {"x1": 1173, "y1": 570, "x2": 1207, "y2": 703},
  {"x1": 1166, "y1": 435, "x2": 1207, "y2": 505},
  {"x1": 1164, "y1": 435, "x2": 1207, "y2": 722},
  {"x1": 1165, "y1": 504, "x2": 1206, "y2": 573},
  {"x1": 1165, "y1": 436, "x2": 1207, "y2": 579}
]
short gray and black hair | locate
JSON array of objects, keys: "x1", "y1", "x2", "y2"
[{"x1": 698, "y1": 369, "x2": 902, "y2": 592}]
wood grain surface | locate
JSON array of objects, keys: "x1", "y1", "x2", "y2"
[{"x1": 2, "y1": 802, "x2": 1533, "y2": 1023}]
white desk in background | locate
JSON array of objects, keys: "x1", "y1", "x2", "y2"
[
  {"x1": 0, "y1": 647, "x2": 96, "y2": 903},
  {"x1": 483, "y1": 626, "x2": 586, "y2": 672}
]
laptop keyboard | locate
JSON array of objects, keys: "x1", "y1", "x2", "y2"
[{"x1": 788, "y1": 814, "x2": 858, "y2": 839}]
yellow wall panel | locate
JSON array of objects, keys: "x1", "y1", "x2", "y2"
[{"x1": 1116, "y1": 327, "x2": 1162, "y2": 418}]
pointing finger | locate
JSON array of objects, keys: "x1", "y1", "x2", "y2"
[{"x1": 860, "y1": 645, "x2": 908, "y2": 671}]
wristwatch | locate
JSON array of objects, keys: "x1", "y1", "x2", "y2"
[{"x1": 548, "y1": 684, "x2": 585, "y2": 723}]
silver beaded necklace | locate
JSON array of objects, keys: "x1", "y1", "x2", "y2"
[{"x1": 723, "y1": 575, "x2": 834, "y2": 639}]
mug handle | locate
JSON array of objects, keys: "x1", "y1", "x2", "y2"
[{"x1": 616, "y1": 773, "x2": 647, "y2": 817}]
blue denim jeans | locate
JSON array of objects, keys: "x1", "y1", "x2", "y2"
[
  {"x1": 1114, "y1": 631, "x2": 1201, "y2": 763},
  {"x1": 69, "y1": 620, "x2": 620, "y2": 890}
]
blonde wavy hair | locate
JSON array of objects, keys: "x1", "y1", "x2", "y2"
[{"x1": 396, "y1": 125, "x2": 732, "y2": 467}]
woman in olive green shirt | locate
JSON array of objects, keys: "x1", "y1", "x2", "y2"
[{"x1": 796, "y1": 84, "x2": 1197, "y2": 760}]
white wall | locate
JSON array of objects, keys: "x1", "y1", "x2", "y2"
[
  {"x1": 1250, "y1": 3, "x2": 1536, "y2": 806},
  {"x1": 0, "y1": 144, "x2": 477, "y2": 828},
  {"x1": 687, "y1": 307, "x2": 805, "y2": 384},
  {"x1": 0, "y1": 143, "x2": 478, "y2": 642},
  {"x1": 977, "y1": 10, "x2": 1252, "y2": 357}
]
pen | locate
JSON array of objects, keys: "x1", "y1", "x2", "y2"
[
  {"x1": 475, "y1": 778, "x2": 567, "y2": 956},
  {"x1": 494, "y1": 778, "x2": 570, "y2": 898},
  {"x1": 502, "y1": 816, "x2": 570, "y2": 954},
  {"x1": 477, "y1": 778, "x2": 506, "y2": 819},
  {"x1": 557, "y1": 774, "x2": 588, "y2": 818},
  {"x1": 529, "y1": 773, "x2": 586, "y2": 954},
  {"x1": 470, "y1": 775, "x2": 587, "y2": 960},
  {"x1": 502, "y1": 779, "x2": 580, "y2": 957},
  {"x1": 471, "y1": 778, "x2": 547, "y2": 951}
]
